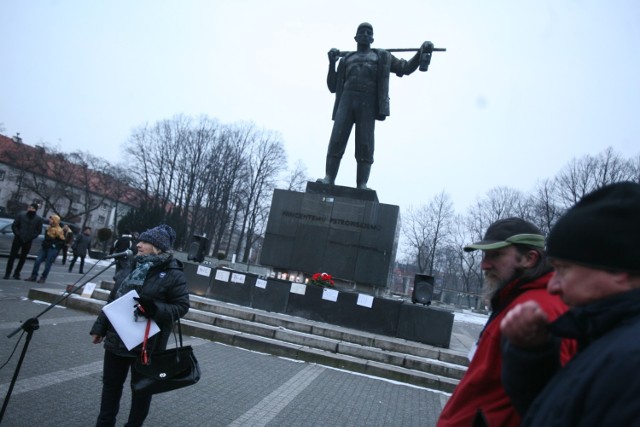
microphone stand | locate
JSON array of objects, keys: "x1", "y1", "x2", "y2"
[{"x1": 0, "y1": 258, "x2": 116, "y2": 423}]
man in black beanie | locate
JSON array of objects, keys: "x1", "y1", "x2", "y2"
[
  {"x1": 501, "y1": 181, "x2": 640, "y2": 426},
  {"x1": 4, "y1": 202, "x2": 44, "y2": 280}
]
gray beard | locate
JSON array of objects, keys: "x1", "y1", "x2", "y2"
[
  {"x1": 482, "y1": 268, "x2": 525, "y2": 308},
  {"x1": 481, "y1": 277, "x2": 505, "y2": 306}
]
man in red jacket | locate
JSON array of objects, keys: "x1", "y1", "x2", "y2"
[{"x1": 437, "y1": 217, "x2": 576, "y2": 427}]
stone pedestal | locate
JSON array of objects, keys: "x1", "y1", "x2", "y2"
[
  {"x1": 182, "y1": 264, "x2": 455, "y2": 348},
  {"x1": 260, "y1": 182, "x2": 399, "y2": 290}
]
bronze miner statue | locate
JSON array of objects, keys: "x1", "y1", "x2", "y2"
[{"x1": 316, "y1": 22, "x2": 444, "y2": 190}]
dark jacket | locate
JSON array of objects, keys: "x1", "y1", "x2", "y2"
[
  {"x1": 90, "y1": 257, "x2": 190, "y2": 357},
  {"x1": 72, "y1": 233, "x2": 92, "y2": 257},
  {"x1": 328, "y1": 48, "x2": 421, "y2": 121},
  {"x1": 12, "y1": 211, "x2": 43, "y2": 243},
  {"x1": 111, "y1": 234, "x2": 138, "y2": 280},
  {"x1": 41, "y1": 233, "x2": 65, "y2": 251},
  {"x1": 503, "y1": 288, "x2": 640, "y2": 426}
]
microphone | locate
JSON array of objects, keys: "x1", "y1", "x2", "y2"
[{"x1": 104, "y1": 249, "x2": 133, "y2": 259}]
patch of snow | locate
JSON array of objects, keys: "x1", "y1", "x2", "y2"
[{"x1": 454, "y1": 311, "x2": 488, "y2": 325}]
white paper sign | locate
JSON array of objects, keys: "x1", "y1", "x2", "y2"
[
  {"x1": 102, "y1": 290, "x2": 160, "y2": 350},
  {"x1": 196, "y1": 265, "x2": 212, "y2": 277},
  {"x1": 356, "y1": 294, "x2": 374, "y2": 308},
  {"x1": 81, "y1": 282, "x2": 97, "y2": 298},
  {"x1": 231, "y1": 273, "x2": 246, "y2": 284},
  {"x1": 215, "y1": 269, "x2": 230, "y2": 282},
  {"x1": 255, "y1": 278, "x2": 267, "y2": 289},
  {"x1": 290, "y1": 282, "x2": 307, "y2": 295},
  {"x1": 322, "y1": 288, "x2": 339, "y2": 302}
]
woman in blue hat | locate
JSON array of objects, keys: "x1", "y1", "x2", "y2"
[{"x1": 90, "y1": 224, "x2": 190, "y2": 427}]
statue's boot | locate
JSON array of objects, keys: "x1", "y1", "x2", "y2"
[
  {"x1": 316, "y1": 157, "x2": 341, "y2": 185},
  {"x1": 356, "y1": 163, "x2": 373, "y2": 190}
]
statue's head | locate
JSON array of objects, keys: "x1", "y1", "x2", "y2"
[{"x1": 354, "y1": 22, "x2": 374, "y2": 45}]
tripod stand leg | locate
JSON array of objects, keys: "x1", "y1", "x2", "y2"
[{"x1": 0, "y1": 319, "x2": 38, "y2": 423}]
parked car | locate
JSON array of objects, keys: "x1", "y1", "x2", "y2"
[{"x1": 0, "y1": 217, "x2": 46, "y2": 258}]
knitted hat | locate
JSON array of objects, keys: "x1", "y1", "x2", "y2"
[
  {"x1": 464, "y1": 217, "x2": 545, "y2": 252},
  {"x1": 138, "y1": 224, "x2": 176, "y2": 252},
  {"x1": 547, "y1": 182, "x2": 640, "y2": 272}
]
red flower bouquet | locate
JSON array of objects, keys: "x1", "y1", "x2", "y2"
[{"x1": 309, "y1": 272, "x2": 335, "y2": 287}]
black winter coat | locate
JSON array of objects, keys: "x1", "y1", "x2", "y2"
[
  {"x1": 503, "y1": 288, "x2": 640, "y2": 426},
  {"x1": 12, "y1": 211, "x2": 43, "y2": 243},
  {"x1": 72, "y1": 233, "x2": 92, "y2": 257},
  {"x1": 90, "y1": 256, "x2": 190, "y2": 357}
]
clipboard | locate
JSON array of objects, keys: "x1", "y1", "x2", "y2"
[{"x1": 102, "y1": 290, "x2": 160, "y2": 350}]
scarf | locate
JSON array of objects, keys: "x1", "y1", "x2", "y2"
[{"x1": 116, "y1": 253, "x2": 171, "y2": 298}]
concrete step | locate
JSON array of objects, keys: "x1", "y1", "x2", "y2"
[
  {"x1": 28, "y1": 287, "x2": 468, "y2": 393},
  {"x1": 91, "y1": 283, "x2": 469, "y2": 367},
  {"x1": 91, "y1": 287, "x2": 468, "y2": 368}
]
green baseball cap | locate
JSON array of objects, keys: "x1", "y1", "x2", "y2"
[{"x1": 464, "y1": 217, "x2": 545, "y2": 252}]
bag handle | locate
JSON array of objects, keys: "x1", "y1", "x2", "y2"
[
  {"x1": 139, "y1": 310, "x2": 184, "y2": 366},
  {"x1": 141, "y1": 318, "x2": 151, "y2": 365},
  {"x1": 177, "y1": 317, "x2": 184, "y2": 347},
  {"x1": 167, "y1": 311, "x2": 183, "y2": 349}
]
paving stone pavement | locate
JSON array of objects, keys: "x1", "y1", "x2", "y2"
[{"x1": 0, "y1": 257, "x2": 480, "y2": 426}]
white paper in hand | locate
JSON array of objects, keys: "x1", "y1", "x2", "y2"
[{"x1": 102, "y1": 290, "x2": 160, "y2": 350}]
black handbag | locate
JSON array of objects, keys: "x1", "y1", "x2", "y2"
[{"x1": 132, "y1": 317, "x2": 201, "y2": 395}]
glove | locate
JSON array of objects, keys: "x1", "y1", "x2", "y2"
[{"x1": 134, "y1": 296, "x2": 158, "y2": 318}]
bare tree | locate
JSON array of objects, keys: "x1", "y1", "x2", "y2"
[
  {"x1": 65, "y1": 151, "x2": 124, "y2": 228},
  {"x1": 234, "y1": 125, "x2": 287, "y2": 263},
  {"x1": 592, "y1": 147, "x2": 636, "y2": 187},
  {"x1": 402, "y1": 190, "x2": 454, "y2": 275},
  {"x1": 467, "y1": 186, "x2": 530, "y2": 241},
  {"x1": 554, "y1": 147, "x2": 636, "y2": 209},
  {"x1": 205, "y1": 124, "x2": 251, "y2": 257},
  {"x1": 282, "y1": 160, "x2": 310, "y2": 192},
  {"x1": 168, "y1": 116, "x2": 220, "y2": 248},
  {"x1": 107, "y1": 164, "x2": 139, "y2": 234},
  {"x1": 436, "y1": 214, "x2": 484, "y2": 308},
  {"x1": 529, "y1": 178, "x2": 562, "y2": 235},
  {"x1": 631, "y1": 154, "x2": 640, "y2": 183},
  {"x1": 124, "y1": 117, "x2": 184, "y2": 213}
]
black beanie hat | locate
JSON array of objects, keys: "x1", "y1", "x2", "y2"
[{"x1": 547, "y1": 181, "x2": 640, "y2": 273}]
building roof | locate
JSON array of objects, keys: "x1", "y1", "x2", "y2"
[{"x1": 0, "y1": 133, "x2": 141, "y2": 207}]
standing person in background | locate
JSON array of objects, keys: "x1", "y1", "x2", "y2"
[
  {"x1": 437, "y1": 217, "x2": 576, "y2": 427},
  {"x1": 4, "y1": 201, "x2": 43, "y2": 280},
  {"x1": 60, "y1": 224, "x2": 74, "y2": 265},
  {"x1": 90, "y1": 224, "x2": 189, "y2": 427},
  {"x1": 110, "y1": 229, "x2": 137, "y2": 285},
  {"x1": 68, "y1": 226, "x2": 92, "y2": 274},
  {"x1": 25, "y1": 214, "x2": 65, "y2": 284}
]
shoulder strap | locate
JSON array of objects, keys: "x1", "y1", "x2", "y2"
[{"x1": 140, "y1": 319, "x2": 152, "y2": 365}]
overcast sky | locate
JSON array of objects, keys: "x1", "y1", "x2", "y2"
[{"x1": 1, "y1": 0, "x2": 638, "y2": 213}]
